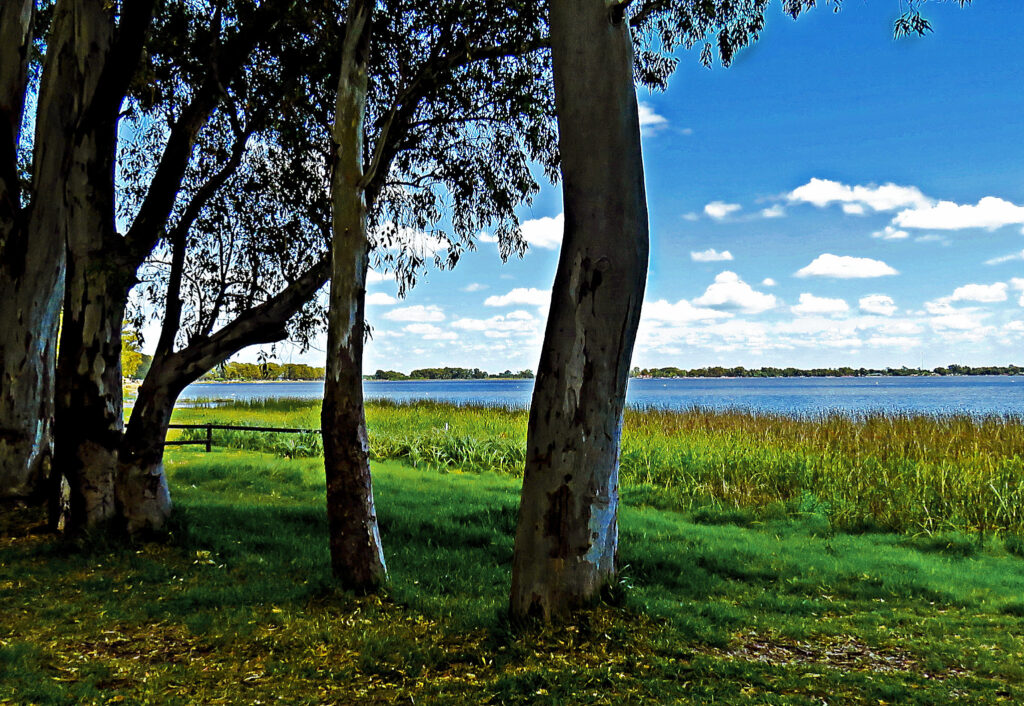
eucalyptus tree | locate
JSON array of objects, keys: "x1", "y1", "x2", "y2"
[
  {"x1": 322, "y1": 0, "x2": 555, "y2": 589},
  {"x1": 114, "y1": 0, "x2": 335, "y2": 532},
  {"x1": 0, "y1": 0, "x2": 155, "y2": 506},
  {"x1": 509, "y1": 0, "x2": 957, "y2": 621}
]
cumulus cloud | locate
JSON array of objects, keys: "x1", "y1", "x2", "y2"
[
  {"x1": 690, "y1": 248, "x2": 734, "y2": 262},
  {"x1": 638, "y1": 102, "x2": 667, "y2": 131},
  {"x1": 894, "y1": 196, "x2": 1024, "y2": 231},
  {"x1": 704, "y1": 201, "x2": 742, "y2": 220},
  {"x1": 761, "y1": 278, "x2": 777, "y2": 287},
  {"x1": 791, "y1": 293, "x2": 849, "y2": 316},
  {"x1": 787, "y1": 178, "x2": 931, "y2": 212},
  {"x1": 761, "y1": 205, "x2": 786, "y2": 219},
  {"x1": 872, "y1": 225, "x2": 909, "y2": 240},
  {"x1": 376, "y1": 223, "x2": 449, "y2": 257},
  {"x1": 404, "y1": 323, "x2": 457, "y2": 341},
  {"x1": 366, "y1": 269, "x2": 389, "y2": 284},
  {"x1": 383, "y1": 305, "x2": 445, "y2": 322},
  {"x1": 643, "y1": 299, "x2": 732, "y2": 324},
  {"x1": 796, "y1": 254, "x2": 899, "y2": 279},
  {"x1": 985, "y1": 249, "x2": 1024, "y2": 266},
  {"x1": 949, "y1": 282, "x2": 1008, "y2": 303},
  {"x1": 1012, "y1": 278, "x2": 1024, "y2": 306},
  {"x1": 484, "y1": 287, "x2": 549, "y2": 307},
  {"x1": 859, "y1": 294, "x2": 897, "y2": 316},
  {"x1": 366, "y1": 292, "x2": 396, "y2": 306},
  {"x1": 692, "y1": 271, "x2": 777, "y2": 314},
  {"x1": 520, "y1": 214, "x2": 563, "y2": 250},
  {"x1": 451, "y1": 312, "x2": 538, "y2": 338}
]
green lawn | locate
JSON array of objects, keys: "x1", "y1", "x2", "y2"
[{"x1": 3, "y1": 447, "x2": 1024, "y2": 704}]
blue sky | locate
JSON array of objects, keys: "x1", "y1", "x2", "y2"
[{"x1": 261, "y1": 1, "x2": 1024, "y2": 373}]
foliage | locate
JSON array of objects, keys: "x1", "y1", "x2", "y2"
[
  {"x1": 2, "y1": 453, "x2": 1023, "y2": 703},
  {"x1": 200, "y1": 361, "x2": 326, "y2": 381},
  {"x1": 371, "y1": 368, "x2": 534, "y2": 380},
  {"x1": 171, "y1": 399, "x2": 1024, "y2": 537}
]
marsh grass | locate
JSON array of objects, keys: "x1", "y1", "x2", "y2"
[
  {"x1": 3, "y1": 451, "x2": 1024, "y2": 704},
  {"x1": 172, "y1": 399, "x2": 1024, "y2": 537}
]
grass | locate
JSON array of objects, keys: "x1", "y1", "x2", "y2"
[
  {"x1": 171, "y1": 398, "x2": 1024, "y2": 537},
  {"x1": 3, "y1": 447, "x2": 1024, "y2": 704}
]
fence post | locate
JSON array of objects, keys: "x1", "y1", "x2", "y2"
[{"x1": 206, "y1": 424, "x2": 212, "y2": 453}]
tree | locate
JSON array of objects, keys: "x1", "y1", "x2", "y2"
[
  {"x1": 510, "y1": 0, "x2": 648, "y2": 622},
  {"x1": 321, "y1": 0, "x2": 554, "y2": 589},
  {"x1": 1, "y1": 0, "x2": 156, "y2": 511},
  {"x1": 509, "y1": 0, "x2": 954, "y2": 621}
]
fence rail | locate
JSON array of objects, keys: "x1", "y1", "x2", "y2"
[{"x1": 165, "y1": 423, "x2": 321, "y2": 453}]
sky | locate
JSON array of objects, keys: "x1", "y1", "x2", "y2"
[{"x1": 236, "y1": 1, "x2": 1024, "y2": 374}]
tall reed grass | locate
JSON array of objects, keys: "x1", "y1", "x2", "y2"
[{"x1": 172, "y1": 398, "x2": 1024, "y2": 536}]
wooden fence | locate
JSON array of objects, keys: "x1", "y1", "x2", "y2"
[{"x1": 165, "y1": 423, "x2": 321, "y2": 453}]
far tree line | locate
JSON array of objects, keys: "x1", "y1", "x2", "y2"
[{"x1": 634, "y1": 364, "x2": 1024, "y2": 379}]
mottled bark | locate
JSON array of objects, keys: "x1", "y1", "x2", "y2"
[
  {"x1": 0, "y1": 0, "x2": 48, "y2": 501},
  {"x1": 510, "y1": 0, "x2": 649, "y2": 621},
  {"x1": 321, "y1": 0, "x2": 387, "y2": 591},
  {"x1": 51, "y1": 0, "x2": 125, "y2": 530}
]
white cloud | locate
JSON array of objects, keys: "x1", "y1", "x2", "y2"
[
  {"x1": 476, "y1": 231, "x2": 498, "y2": 244},
  {"x1": 859, "y1": 294, "x2": 897, "y2": 316},
  {"x1": 451, "y1": 312, "x2": 538, "y2": 338},
  {"x1": 985, "y1": 249, "x2": 1024, "y2": 266},
  {"x1": 760, "y1": 205, "x2": 786, "y2": 219},
  {"x1": 787, "y1": 178, "x2": 931, "y2": 212},
  {"x1": 376, "y1": 223, "x2": 449, "y2": 257},
  {"x1": 383, "y1": 305, "x2": 445, "y2": 322},
  {"x1": 690, "y1": 248, "x2": 734, "y2": 263},
  {"x1": 795, "y1": 254, "x2": 899, "y2": 279},
  {"x1": 682, "y1": 212, "x2": 700, "y2": 222},
  {"x1": 761, "y1": 278, "x2": 777, "y2": 287},
  {"x1": 520, "y1": 214, "x2": 563, "y2": 250},
  {"x1": 878, "y1": 320, "x2": 921, "y2": 335},
  {"x1": 404, "y1": 323, "x2": 457, "y2": 341},
  {"x1": 842, "y1": 203, "x2": 866, "y2": 215},
  {"x1": 366, "y1": 292, "x2": 396, "y2": 306},
  {"x1": 949, "y1": 282, "x2": 1008, "y2": 303},
  {"x1": 638, "y1": 102, "x2": 667, "y2": 130},
  {"x1": 864, "y1": 335, "x2": 919, "y2": 349},
  {"x1": 704, "y1": 201, "x2": 742, "y2": 220},
  {"x1": 692, "y1": 271, "x2": 777, "y2": 314},
  {"x1": 1007, "y1": 278, "x2": 1024, "y2": 305},
  {"x1": 484, "y1": 287, "x2": 549, "y2": 307},
  {"x1": 872, "y1": 225, "x2": 909, "y2": 240},
  {"x1": 643, "y1": 299, "x2": 732, "y2": 324},
  {"x1": 462, "y1": 283, "x2": 487, "y2": 292},
  {"x1": 366, "y1": 269, "x2": 389, "y2": 284},
  {"x1": 894, "y1": 196, "x2": 1024, "y2": 231},
  {"x1": 791, "y1": 293, "x2": 849, "y2": 316}
]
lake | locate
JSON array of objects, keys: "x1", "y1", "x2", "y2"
[{"x1": 176, "y1": 376, "x2": 1024, "y2": 416}]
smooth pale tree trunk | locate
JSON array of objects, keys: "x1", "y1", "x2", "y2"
[
  {"x1": 51, "y1": 1, "x2": 125, "y2": 530},
  {"x1": 118, "y1": 256, "x2": 330, "y2": 533},
  {"x1": 510, "y1": 0, "x2": 649, "y2": 621},
  {"x1": 321, "y1": 0, "x2": 387, "y2": 591}
]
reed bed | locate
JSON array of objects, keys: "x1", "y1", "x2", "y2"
[{"x1": 172, "y1": 398, "x2": 1024, "y2": 536}]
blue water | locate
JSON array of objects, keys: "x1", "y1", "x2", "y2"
[{"x1": 177, "y1": 376, "x2": 1024, "y2": 416}]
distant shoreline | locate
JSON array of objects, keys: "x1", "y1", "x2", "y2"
[{"x1": 166, "y1": 373, "x2": 1024, "y2": 384}]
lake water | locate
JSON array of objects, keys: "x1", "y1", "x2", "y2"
[{"x1": 176, "y1": 376, "x2": 1024, "y2": 417}]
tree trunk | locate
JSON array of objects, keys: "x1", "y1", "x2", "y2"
[
  {"x1": 321, "y1": 0, "x2": 387, "y2": 591},
  {"x1": 0, "y1": 0, "x2": 51, "y2": 502},
  {"x1": 118, "y1": 255, "x2": 330, "y2": 533},
  {"x1": 509, "y1": 0, "x2": 649, "y2": 622},
  {"x1": 117, "y1": 363, "x2": 177, "y2": 534},
  {"x1": 51, "y1": 0, "x2": 125, "y2": 531}
]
